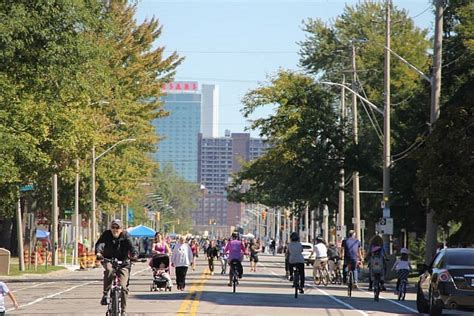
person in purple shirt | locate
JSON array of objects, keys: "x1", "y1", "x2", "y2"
[{"x1": 224, "y1": 232, "x2": 247, "y2": 286}]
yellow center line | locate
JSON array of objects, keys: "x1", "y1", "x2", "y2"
[{"x1": 176, "y1": 268, "x2": 210, "y2": 315}]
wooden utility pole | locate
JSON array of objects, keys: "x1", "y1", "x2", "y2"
[{"x1": 425, "y1": 0, "x2": 444, "y2": 265}]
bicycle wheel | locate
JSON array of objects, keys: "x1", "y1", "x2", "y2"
[
  {"x1": 398, "y1": 280, "x2": 406, "y2": 301},
  {"x1": 111, "y1": 289, "x2": 120, "y2": 316},
  {"x1": 313, "y1": 268, "x2": 319, "y2": 285},
  {"x1": 293, "y1": 269, "x2": 299, "y2": 299},
  {"x1": 374, "y1": 277, "x2": 380, "y2": 302},
  {"x1": 336, "y1": 269, "x2": 343, "y2": 285},
  {"x1": 347, "y1": 271, "x2": 353, "y2": 297},
  {"x1": 321, "y1": 268, "x2": 329, "y2": 286},
  {"x1": 232, "y1": 267, "x2": 238, "y2": 293}
]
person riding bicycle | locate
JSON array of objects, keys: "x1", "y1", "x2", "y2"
[
  {"x1": 286, "y1": 232, "x2": 305, "y2": 294},
  {"x1": 224, "y1": 232, "x2": 247, "y2": 286},
  {"x1": 341, "y1": 230, "x2": 363, "y2": 288},
  {"x1": 312, "y1": 236, "x2": 328, "y2": 279},
  {"x1": 367, "y1": 244, "x2": 387, "y2": 291},
  {"x1": 392, "y1": 247, "x2": 411, "y2": 295},
  {"x1": 95, "y1": 219, "x2": 138, "y2": 315},
  {"x1": 327, "y1": 242, "x2": 342, "y2": 275}
]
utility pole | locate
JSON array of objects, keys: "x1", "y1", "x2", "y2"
[
  {"x1": 74, "y1": 159, "x2": 80, "y2": 266},
  {"x1": 52, "y1": 173, "x2": 59, "y2": 266},
  {"x1": 425, "y1": 0, "x2": 444, "y2": 265},
  {"x1": 16, "y1": 197, "x2": 25, "y2": 271},
  {"x1": 383, "y1": 0, "x2": 393, "y2": 254},
  {"x1": 351, "y1": 42, "x2": 361, "y2": 240},
  {"x1": 338, "y1": 75, "x2": 346, "y2": 241},
  {"x1": 91, "y1": 146, "x2": 97, "y2": 246},
  {"x1": 305, "y1": 203, "x2": 309, "y2": 242}
]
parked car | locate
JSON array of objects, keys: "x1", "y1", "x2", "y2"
[
  {"x1": 416, "y1": 248, "x2": 474, "y2": 315},
  {"x1": 301, "y1": 242, "x2": 314, "y2": 266}
]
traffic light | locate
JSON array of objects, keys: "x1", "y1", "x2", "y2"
[{"x1": 262, "y1": 210, "x2": 267, "y2": 221}]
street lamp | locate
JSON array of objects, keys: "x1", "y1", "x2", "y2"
[{"x1": 91, "y1": 138, "x2": 136, "y2": 245}]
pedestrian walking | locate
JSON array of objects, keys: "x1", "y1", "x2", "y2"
[
  {"x1": 0, "y1": 281, "x2": 19, "y2": 315},
  {"x1": 171, "y1": 236, "x2": 193, "y2": 291},
  {"x1": 206, "y1": 240, "x2": 219, "y2": 275},
  {"x1": 219, "y1": 238, "x2": 229, "y2": 274}
]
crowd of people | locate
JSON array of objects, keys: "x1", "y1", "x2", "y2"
[{"x1": 92, "y1": 218, "x2": 414, "y2": 315}]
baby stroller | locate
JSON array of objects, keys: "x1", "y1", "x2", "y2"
[{"x1": 149, "y1": 253, "x2": 172, "y2": 292}]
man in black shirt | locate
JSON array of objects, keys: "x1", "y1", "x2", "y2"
[{"x1": 95, "y1": 219, "x2": 138, "y2": 314}]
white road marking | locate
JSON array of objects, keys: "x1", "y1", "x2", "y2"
[
  {"x1": 11, "y1": 282, "x2": 43, "y2": 292},
  {"x1": 358, "y1": 288, "x2": 418, "y2": 313},
  {"x1": 6, "y1": 265, "x2": 150, "y2": 313},
  {"x1": 313, "y1": 286, "x2": 370, "y2": 316},
  {"x1": 267, "y1": 264, "x2": 369, "y2": 316}
]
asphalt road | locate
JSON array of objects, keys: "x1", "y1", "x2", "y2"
[{"x1": 3, "y1": 253, "x2": 471, "y2": 315}]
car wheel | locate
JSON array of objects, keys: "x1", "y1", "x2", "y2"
[
  {"x1": 429, "y1": 288, "x2": 443, "y2": 316},
  {"x1": 416, "y1": 284, "x2": 429, "y2": 313}
]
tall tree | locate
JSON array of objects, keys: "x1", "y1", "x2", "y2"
[
  {"x1": 416, "y1": 0, "x2": 474, "y2": 244},
  {"x1": 299, "y1": 1, "x2": 432, "y2": 234},
  {"x1": 228, "y1": 70, "x2": 349, "y2": 214}
]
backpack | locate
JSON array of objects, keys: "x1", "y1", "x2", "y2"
[{"x1": 370, "y1": 254, "x2": 384, "y2": 274}]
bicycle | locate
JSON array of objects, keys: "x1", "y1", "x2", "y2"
[
  {"x1": 230, "y1": 260, "x2": 239, "y2": 293},
  {"x1": 292, "y1": 265, "x2": 300, "y2": 298},
  {"x1": 313, "y1": 261, "x2": 329, "y2": 286},
  {"x1": 329, "y1": 259, "x2": 343, "y2": 285},
  {"x1": 346, "y1": 261, "x2": 355, "y2": 297},
  {"x1": 103, "y1": 258, "x2": 127, "y2": 316},
  {"x1": 373, "y1": 272, "x2": 382, "y2": 302},
  {"x1": 398, "y1": 278, "x2": 407, "y2": 301}
]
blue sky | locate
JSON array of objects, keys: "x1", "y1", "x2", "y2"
[{"x1": 135, "y1": 0, "x2": 434, "y2": 137}]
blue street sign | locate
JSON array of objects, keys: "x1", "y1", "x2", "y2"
[{"x1": 20, "y1": 184, "x2": 34, "y2": 192}]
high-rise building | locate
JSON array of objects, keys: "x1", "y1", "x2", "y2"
[
  {"x1": 152, "y1": 82, "x2": 219, "y2": 182},
  {"x1": 201, "y1": 84, "x2": 219, "y2": 138},
  {"x1": 194, "y1": 132, "x2": 270, "y2": 232}
]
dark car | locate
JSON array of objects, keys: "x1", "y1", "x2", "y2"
[{"x1": 416, "y1": 248, "x2": 474, "y2": 315}]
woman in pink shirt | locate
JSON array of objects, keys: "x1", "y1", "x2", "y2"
[{"x1": 224, "y1": 232, "x2": 247, "y2": 286}]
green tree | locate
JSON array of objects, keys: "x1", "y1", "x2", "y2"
[
  {"x1": 298, "y1": 1, "x2": 432, "y2": 233},
  {"x1": 228, "y1": 70, "x2": 349, "y2": 215},
  {"x1": 416, "y1": 0, "x2": 474, "y2": 244}
]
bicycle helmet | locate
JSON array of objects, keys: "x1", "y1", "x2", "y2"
[
  {"x1": 400, "y1": 248, "x2": 409, "y2": 255},
  {"x1": 290, "y1": 232, "x2": 299, "y2": 242}
]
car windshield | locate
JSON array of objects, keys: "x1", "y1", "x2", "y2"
[
  {"x1": 447, "y1": 251, "x2": 474, "y2": 266},
  {"x1": 302, "y1": 245, "x2": 312, "y2": 250}
]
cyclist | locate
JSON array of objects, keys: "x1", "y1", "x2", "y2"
[
  {"x1": 95, "y1": 219, "x2": 138, "y2": 315},
  {"x1": 366, "y1": 235, "x2": 387, "y2": 291},
  {"x1": 392, "y1": 248, "x2": 411, "y2": 295},
  {"x1": 287, "y1": 232, "x2": 305, "y2": 294},
  {"x1": 341, "y1": 230, "x2": 362, "y2": 288},
  {"x1": 312, "y1": 237, "x2": 328, "y2": 279},
  {"x1": 327, "y1": 242, "x2": 342, "y2": 277},
  {"x1": 224, "y1": 232, "x2": 247, "y2": 286}
]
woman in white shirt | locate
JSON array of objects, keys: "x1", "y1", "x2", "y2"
[{"x1": 171, "y1": 236, "x2": 193, "y2": 291}]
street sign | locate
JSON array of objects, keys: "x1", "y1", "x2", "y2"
[
  {"x1": 380, "y1": 201, "x2": 385, "y2": 209},
  {"x1": 376, "y1": 217, "x2": 393, "y2": 235},
  {"x1": 383, "y1": 207, "x2": 390, "y2": 218},
  {"x1": 360, "y1": 220, "x2": 365, "y2": 230},
  {"x1": 20, "y1": 184, "x2": 34, "y2": 192},
  {"x1": 336, "y1": 225, "x2": 346, "y2": 238},
  {"x1": 64, "y1": 209, "x2": 73, "y2": 215}
]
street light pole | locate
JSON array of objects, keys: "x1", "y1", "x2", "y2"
[
  {"x1": 383, "y1": 0, "x2": 392, "y2": 218},
  {"x1": 91, "y1": 138, "x2": 136, "y2": 245},
  {"x1": 351, "y1": 42, "x2": 361, "y2": 241}
]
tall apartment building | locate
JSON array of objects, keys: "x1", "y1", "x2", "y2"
[
  {"x1": 152, "y1": 82, "x2": 219, "y2": 182},
  {"x1": 195, "y1": 132, "x2": 271, "y2": 232}
]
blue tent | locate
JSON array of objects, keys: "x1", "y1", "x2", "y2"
[
  {"x1": 36, "y1": 229, "x2": 50, "y2": 239},
  {"x1": 128, "y1": 225, "x2": 156, "y2": 238}
]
